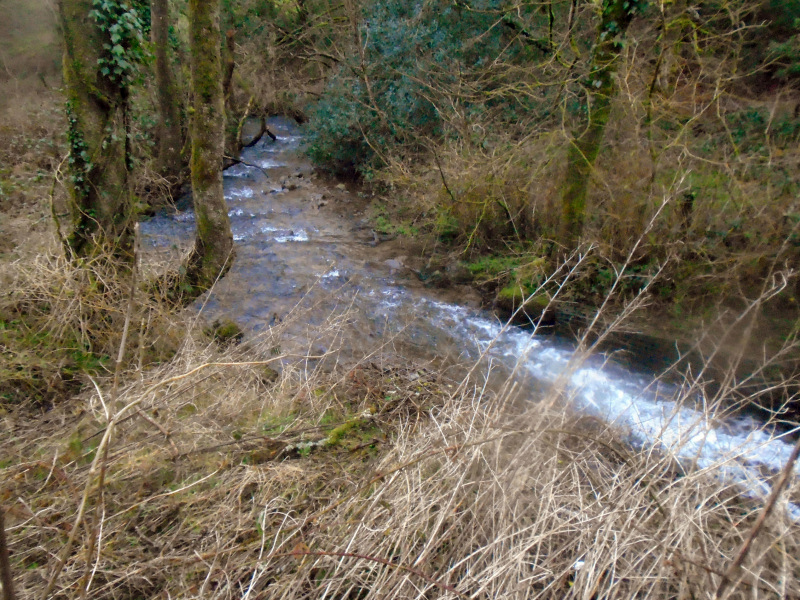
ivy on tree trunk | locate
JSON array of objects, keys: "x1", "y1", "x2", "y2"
[{"x1": 59, "y1": 0, "x2": 135, "y2": 260}]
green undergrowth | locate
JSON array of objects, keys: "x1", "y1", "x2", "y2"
[
  {"x1": 371, "y1": 201, "x2": 421, "y2": 238},
  {"x1": 0, "y1": 317, "x2": 107, "y2": 407}
]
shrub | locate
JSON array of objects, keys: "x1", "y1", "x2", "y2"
[{"x1": 304, "y1": 0, "x2": 545, "y2": 176}]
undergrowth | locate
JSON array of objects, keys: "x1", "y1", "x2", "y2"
[
  {"x1": 369, "y1": 101, "x2": 800, "y2": 345},
  {"x1": 0, "y1": 251, "x2": 186, "y2": 408},
  {"x1": 2, "y1": 240, "x2": 800, "y2": 598},
  {"x1": 3, "y1": 301, "x2": 800, "y2": 598}
]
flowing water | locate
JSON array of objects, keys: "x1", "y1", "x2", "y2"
[{"x1": 142, "y1": 117, "x2": 800, "y2": 518}]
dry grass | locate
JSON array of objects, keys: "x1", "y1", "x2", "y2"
[
  {"x1": 3, "y1": 250, "x2": 800, "y2": 599},
  {"x1": 0, "y1": 16, "x2": 798, "y2": 590},
  {"x1": 377, "y1": 130, "x2": 565, "y2": 250},
  {"x1": 0, "y1": 247, "x2": 191, "y2": 408}
]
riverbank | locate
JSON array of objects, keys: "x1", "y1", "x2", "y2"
[
  {"x1": 5, "y1": 294, "x2": 800, "y2": 599},
  {"x1": 3, "y1": 114, "x2": 800, "y2": 599},
  {"x1": 350, "y1": 169, "x2": 800, "y2": 424}
]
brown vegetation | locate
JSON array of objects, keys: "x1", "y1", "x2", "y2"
[
  {"x1": 3, "y1": 291, "x2": 800, "y2": 598},
  {"x1": 2, "y1": 2, "x2": 800, "y2": 599}
]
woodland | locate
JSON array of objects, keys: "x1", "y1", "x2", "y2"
[{"x1": 1, "y1": 0, "x2": 800, "y2": 598}]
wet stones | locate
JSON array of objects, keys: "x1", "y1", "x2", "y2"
[{"x1": 494, "y1": 289, "x2": 556, "y2": 327}]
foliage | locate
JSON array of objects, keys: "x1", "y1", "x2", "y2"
[
  {"x1": 222, "y1": 0, "x2": 282, "y2": 32},
  {"x1": 65, "y1": 100, "x2": 92, "y2": 202},
  {"x1": 90, "y1": 0, "x2": 149, "y2": 87},
  {"x1": 305, "y1": 0, "x2": 544, "y2": 176},
  {"x1": 768, "y1": 25, "x2": 800, "y2": 80}
]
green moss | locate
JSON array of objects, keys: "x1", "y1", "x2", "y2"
[
  {"x1": 497, "y1": 286, "x2": 550, "y2": 314},
  {"x1": 498, "y1": 286, "x2": 547, "y2": 307},
  {"x1": 205, "y1": 318, "x2": 244, "y2": 346},
  {"x1": 325, "y1": 418, "x2": 362, "y2": 447},
  {"x1": 467, "y1": 254, "x2": 521, "y2": 279}
]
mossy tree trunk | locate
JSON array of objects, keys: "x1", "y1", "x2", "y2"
[
  {"x1": 186, "y1": 0, "x2": 234, "y2": 289},
  {"x1": 151, "y1": 0, "x2": 183, "y2": 181},
  {"x1": 559, "y1": 0, "x2": 642, "y2": 244},
  {"x1": 59, "y1": 0, "x2": 134, "y2": 259}
]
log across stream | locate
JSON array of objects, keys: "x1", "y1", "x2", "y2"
[{"x1": 142, "y1": 117, "x2": 800, "y2": 519}]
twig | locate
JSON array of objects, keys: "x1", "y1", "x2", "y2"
[
  {"x1": 0, "y1": 508, "x2": 16, "y2": 600},
  {"x1": 112, "y1": 223, "x2": 140, "y2": 403},
  {"x1": 430, "y1": 145, "x2": 456, "y2": 206},
  {"x1": 715, "y1": 434, "x2": 800, "y2": 598},
  {"x1": 223, "y1": 155, "x2": 273, "y2": 177},
  {"x1": 135, "y1": 409, "x2": 179, "y2": 456}
]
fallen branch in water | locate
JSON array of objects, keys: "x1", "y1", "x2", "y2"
[
  {"x1": 223, "y1": 155, "x2": 273, "y2": 177},
  {"x1": 244, "y1": 115, "x2": 277, "y2": 147}
]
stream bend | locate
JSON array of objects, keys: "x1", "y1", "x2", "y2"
[{"x1": 141, "y1": 117, "x2": 800, "y2": 519}]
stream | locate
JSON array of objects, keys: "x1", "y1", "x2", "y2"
[{"x1": 142, "y1": 117, "x2": 800, "y2": 519}]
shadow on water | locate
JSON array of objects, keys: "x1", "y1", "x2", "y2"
[{"x1": 141, "y1": 117, "x2": 800, "y2": 518}]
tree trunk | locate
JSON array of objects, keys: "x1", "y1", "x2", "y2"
[
  {"x1": 223, "y1": 28, "x2": 241, "y2": 161},
  {"x1": 222, "y1": 29, "x2": 236, "y2": 109},
  {"x1": 559, "y1": 0, "x2": 640, "y2": 244},
  {"x1": 186, "y1": 0, "x2": 234, "y2": 289},
  {"x1": 151, "y1": 0, "x2": 183, "y2": 180},
  {"x1": 59, "y1": 0, "x2": 133, "y2": 259}
]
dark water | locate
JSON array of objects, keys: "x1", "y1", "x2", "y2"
[{"x1": 141, "y1": 117, "x2": 800, "y2": 518}]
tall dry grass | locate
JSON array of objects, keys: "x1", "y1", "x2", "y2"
[{"x1": 2, "y1": 247, "x2": 800, "y2": 600}]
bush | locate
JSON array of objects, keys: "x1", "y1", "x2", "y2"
[{"x1": 304, "y1": 0, "x2": 545, "y2": 176}]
